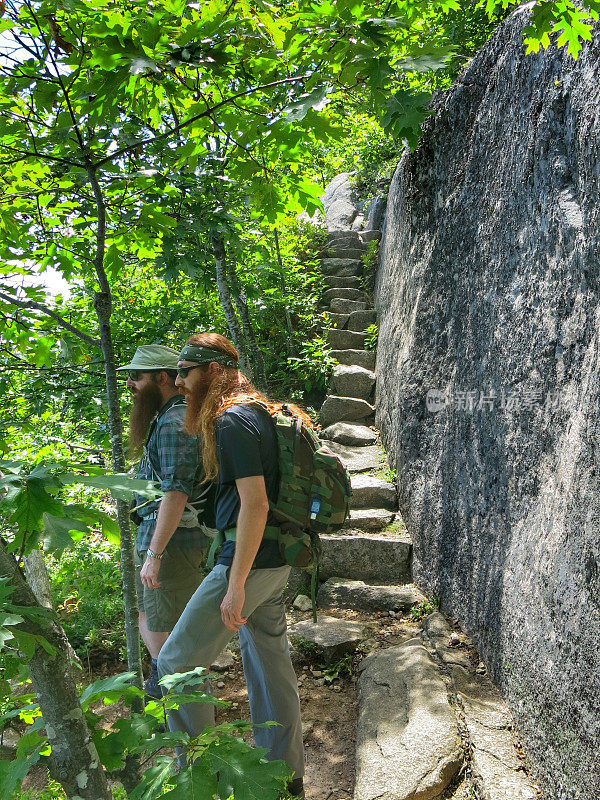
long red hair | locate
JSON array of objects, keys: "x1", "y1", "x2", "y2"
[{"x1": 185, "y1": 332, "x2": 313, "y2": 480}]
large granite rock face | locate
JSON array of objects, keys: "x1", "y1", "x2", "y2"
[{"x1": 375, "y1": 9, "x2": 600, "y2": 800}]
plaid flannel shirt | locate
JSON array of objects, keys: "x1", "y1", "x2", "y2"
[{"x1": 133, "y1": 395, "x2": 206, "y2": 551}]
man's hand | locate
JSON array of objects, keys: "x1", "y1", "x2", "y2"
[
  {"x1": 140, "y1": 556, "x2": 162, "y2": 589},
  {"x1": 220, "y1": 583, "x2": 247, "y2": 632}
]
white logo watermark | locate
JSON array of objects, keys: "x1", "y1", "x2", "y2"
[{"x1": 426, "y1": 387, "x2": 564, "y2": 413}]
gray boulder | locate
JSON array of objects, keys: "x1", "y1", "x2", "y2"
[
  {"x1": 321, "y1": 257, "x2": 363, "y2": 277},
  {"x1": 350, "y1": 472, "x2": 396, "y2": 509},
  {"x1": 323, "y1": 442, "x2": 384, "y2": 473},
  {"x1": 347, "y1": 310, "x2": 377, "y2": 331},
  {"x1": 288, "y1": 615, "x2": 365, "y2": 663},
  {"x1": 321, "y1": 173, "x2": 360, "y2": 232},
  {"x1": 331, "y1": 364, "x2": 376, "y2": 400},
  {"x1": 355, "y1": 641, "x2": 462, "y2": 800},
  {"x1": 319, "y1": 532, "x2": 412, "y2": 584},
  {"x1": 329, "y1": 298, "x2": 368, "y2": 315},
  {"x1": 320, "y1": 422, "x2": 378, "y2": 446},
  {"x1": 318, "y1": 578, "x2": 425, "y2": 613},
  {"x1": 330, "y1": 349, "x2": 376, "y2": 370},
  {"x1": 374, "y1": 8, "x2": 600, "y2": 797},
  {"x1": 342, "y1": 508, "x2": 395, "y2": 532},
  {"x1": 363, "y1": 195, "x2": 387, "y2": 232},
  {"x1": 326, "y1": 329, "x2": 367, "y2": 350},
  {"x1": 319, "y1": 396, "x2": 375, "y2": 428}
]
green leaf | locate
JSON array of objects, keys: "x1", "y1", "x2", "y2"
[
  {"x1": 0, "y1": 745, "x2": 42, "y2": 797},
  {"x1": 42, "y1": 513, "x2": 89, "y2": 556},
  {"x1": 62, "y1": 473, "x2": 163, "y2": 501},
  {"x1": 80, "y1": 672, "x2": 144, "y2": 711},
  {"x1": 203, "y1": 737, "x2": 290, "y2": 800},
  {"x1": 281, "y1": 85, "x2": 332, "y2": 125},
  {"x1": 4, "y1": 478, "x2": 63, "y2": 537},
  {"x1": 381, "y1": 90, "x2": 432, "y2": 149},
  {"x1": 160, "y1": 761, "x2": 219, "y2": 800},
  {"x1": 129, "y1": 756, "x2": 178, "y2": 800}
]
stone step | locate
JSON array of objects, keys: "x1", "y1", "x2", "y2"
[
  {"x1": 318, "y1": 579, "x2": 426, "y2": 613},
  {"x1": 321, "y1": 257, "x2": 363, "y2": 276},
  {"x1": 329, "y1": 298, "x2": 369, "y2": 314},
  {"x1": 319, "y1": 532, "x2": 412, "y2": 584},
  {"x1": 342, "y1": 507, "x2": 395, "y2": 532},
  {"x1": 327, "y1": 328, "x2": 368, "y2": 350},
  {"x1": 319, "y1": 395, "x2": 375, "y2": 428},
  {"x1": 325, "y1": 245, "x2": 367, "y2": 259},
  {"x1": 327, "y1": 229, "x2": 366, "y2": 241},
  {"x1": 350, "y1": 473, "x2": 396, "y2": 509},
  {"x1": 327, "y1": 312, "x2": 349, "y2": 329},
  {"x1": 288, "y1": 615, "x2": 365, "y2": 664},
  {"x1": 322, "y1": 287, "x2": 369, "y2": 304},
  {"x1": 320, "y1": 422, "x2": 378, "y2": 447},
  {"x1": 323, "y1": 275, "x2": 362, "y2": 290},
  {"x1": 348, "y1": 309, "x2": 376, "y2": 331},
  {"x1": 359, "y1": 230, "x2": 382, "y2": 243},
  {"x1": 331, "y1": 364, "x2": 375, "y2": 401},
  {"x1": 355, "y1": 641, "x2": 463, "y2": 800},
  {"x1": 331, "y1": 349, "x2": 376, "y2": 370},
  {"x1": 321, "y1": 441, "x2": 384, "y2": 473}
]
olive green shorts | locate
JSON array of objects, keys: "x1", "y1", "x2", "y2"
[{"x1": 134, "y1": 542, "x2": 207, "y2": 632}]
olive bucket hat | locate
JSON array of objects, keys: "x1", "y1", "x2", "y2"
[{"x1": 116, "y1": 344, "x2": 180, "y2": 372}]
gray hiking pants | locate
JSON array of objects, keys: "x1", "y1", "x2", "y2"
[{"x1": 157, "y1": 563, "x2": 304, "y2": 778}]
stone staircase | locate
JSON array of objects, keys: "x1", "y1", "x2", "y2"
[{"x1": 316, "y1": 227, "x2": 420, "y2": 613}]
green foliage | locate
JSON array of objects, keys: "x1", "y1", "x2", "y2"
[
  {"x1": 409, "y1": 596, "x2": 441, "y2": 621},
  {"x1": 11, "y1": 778, "x2": 70, "y2": 800},
  {"x1": 0, "y1": 459, "x2": 160, "y2": 559},
  {"x1": 364, "y1": 324, "x2": 379, "y2": 352},
  {"x1": 287, "y1": 336, "x2": 337, "y2": 397},
  {"x1": 361, "y1": 240, "x2": 380, "y2": 294},
  {"x1": 47, "y1": 536, "x2": 126, "y2": 660},
  {"x1": 5, "y1": 668, "x2": 291, "y2": 800},
  {"x1": 0, "y1": 579, "x2": 56, "y2": 689},
  {"x1": 321, "y1": 653, "x2": 353, "y2": 683}
]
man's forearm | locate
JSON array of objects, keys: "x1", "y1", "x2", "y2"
[
  {"x1": 148, "y1": 491, "x2": 188, "y2": 554},
  {"x1": 228, "y1": 501, "x2": 268, "y2": 587}
]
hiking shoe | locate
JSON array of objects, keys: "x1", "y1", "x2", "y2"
[
  {"x1": 286, "y1": 777, "x2": 305, "y2": 799},
  {"x1": 144, "y1": 658, "x2": 162, "y2": 700}
]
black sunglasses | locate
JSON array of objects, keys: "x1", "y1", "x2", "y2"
[
  {"x1": 126, "y1": 369, "x2": 177, "y2": 381},
  {"x1": 177, "y1": 364, "x2": 208, "y2": 379},
  {"x1": 127, "y1": 369, "x2": 153, "y2": 381}
]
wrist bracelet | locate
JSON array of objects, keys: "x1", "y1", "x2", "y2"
[{"x1": 146, "y1": 548, "x2": 163, "y2": 560}]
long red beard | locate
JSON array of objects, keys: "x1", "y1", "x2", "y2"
[
  {"x1": 183, "y1": 383, "x2": 208, "y2": 435},
  {"x1": 128, "y1": 382, "x2": 163, "y2": 458}
]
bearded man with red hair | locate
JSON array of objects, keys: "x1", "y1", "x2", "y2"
[{"x1": 157, "y1": 332, "x2": 305, "y2": 799}]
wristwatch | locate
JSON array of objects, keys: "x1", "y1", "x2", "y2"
[{"x1": 146, "y1": 548, "x2": 164, "y2": 560}]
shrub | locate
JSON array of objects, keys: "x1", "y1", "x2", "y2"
[{"x1": 47, "y1": 534, "x2": 126, "y2": 663}]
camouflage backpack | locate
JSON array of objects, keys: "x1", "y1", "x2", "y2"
[{"x1": 258, "y1": 403, "x2": 352, "y2": 619}]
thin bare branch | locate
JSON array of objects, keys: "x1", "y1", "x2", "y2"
[{"x1": 0, "y1": 290, "x2": 101, "y2": 348}]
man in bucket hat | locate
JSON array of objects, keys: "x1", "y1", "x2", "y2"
[{"x1": 117, "y1": 344, "x2": 211, "y2": 699}]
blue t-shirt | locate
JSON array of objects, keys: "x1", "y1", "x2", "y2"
[{"x1": 215, "y1": 404, "x2": 284, "y2": 569}]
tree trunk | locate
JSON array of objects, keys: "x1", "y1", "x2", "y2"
[
  {"x1": 0, "y1": 542, "x2": 112, "y2": 800},
  {"x1": 272, "y1": 227, "x2": 294, "y2": 354},
  {"x1": 225, "y1": 259, "x2": 267, "y2": 391},
  {"x1": 87, "y1": 166, "x2": 143, "y2": 706},
  {"x1": 24, "y1": 549, "x2": 83, "y2": 682},
  {"x1": 211, "y1": 234, "x2": 252, "y2": 377}
]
